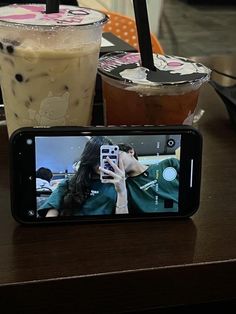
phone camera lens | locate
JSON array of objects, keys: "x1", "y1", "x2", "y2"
[
  {"x1": 26, "y1": 139, "x2": 33, "y2": 145},
  {"x1": 114, "y1": 147, "x2": 118, "y2": 151},
  {"x1": 111, "y1": 151, "x2": 114, "y2": 154}
]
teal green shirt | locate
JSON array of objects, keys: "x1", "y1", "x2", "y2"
[
  {"x1": 38, "y1": 179, "x2": 117, "y2": 216},
  {"x1": 126, "y1": 158, "x2": 180, "y2": 213}
]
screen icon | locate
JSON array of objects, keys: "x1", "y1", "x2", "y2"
[
  {"x1": 163, "y1": 167, "x2": 177, "y2": 181},
  {"x1": 167, "y1": 139, "x2": 176, "y2": 148}
]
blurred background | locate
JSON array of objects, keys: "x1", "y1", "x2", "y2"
[{"x1": 79, "y1": 0, "x2": 236, "y2": 57}]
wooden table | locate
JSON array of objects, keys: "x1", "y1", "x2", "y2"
[{"x1": 0, "y1": 55, "x2": 236, "y2": 313}]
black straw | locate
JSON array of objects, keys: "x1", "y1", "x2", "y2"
[
  {"x1": 133, "y1": 0, "x2": 156, "y2": 71},
  {"x1": 46, "y1": 0, "x2": 60, "y2": 14}
]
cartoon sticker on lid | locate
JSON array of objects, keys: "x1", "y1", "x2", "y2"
[
  {"x1": 154, "y1": 55, "x2": 208, "y2": 75},
  {"x1": 98, "y1": 52, "x2": 211, "y2": 86},
  {"x1": 0, "y1": 4, "x2": 108, "y2": 26}
]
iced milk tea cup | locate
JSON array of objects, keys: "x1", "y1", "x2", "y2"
[{"x1": 0, "y1": 4, "x2": 108, "y2": 136}]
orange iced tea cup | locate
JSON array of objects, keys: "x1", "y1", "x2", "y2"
[{"x1": 98, "y1": 52, "x2": 211, "y2": 126}]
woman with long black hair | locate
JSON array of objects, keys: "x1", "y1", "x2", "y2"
[{"x1": 38, "y1": 136, "x2": 128, "y2": 217}]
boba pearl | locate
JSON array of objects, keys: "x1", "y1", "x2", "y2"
[
  {"x1": 6, "y1": 45, "x2": 14, "y2": 54},
  {"x1": 15, "y1": 74, "x2": 24, "y2": 82}
]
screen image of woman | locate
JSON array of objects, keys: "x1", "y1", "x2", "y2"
[
  {"x1": 36, "y1": 135, "x2": 180, "y2": 218},
  {"x1": 37, "y1": 136, "x2": 128, "y2": 217}
]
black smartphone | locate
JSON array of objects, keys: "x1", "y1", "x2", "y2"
[{"x1": 10, "y1": 125, "x2": 202, "y2": 224}]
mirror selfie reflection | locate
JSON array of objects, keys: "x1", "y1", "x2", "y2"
[{"x1": 35, "y1": 135, "x2": 181, "y2": 218}]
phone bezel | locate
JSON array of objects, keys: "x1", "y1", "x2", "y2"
[{"x1": 10, "y1": 125, "x2": 202, "y2": 224}]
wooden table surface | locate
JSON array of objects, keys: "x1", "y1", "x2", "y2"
[{"x1": 0, "y1": 54, "x2": 236, "y2": 313}]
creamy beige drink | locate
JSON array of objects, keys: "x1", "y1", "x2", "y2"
[{"x1": 0, "y1": 4, "x2": 107, "y2": 135}]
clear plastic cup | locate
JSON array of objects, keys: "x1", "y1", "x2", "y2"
[
  {"x1": 98, "y1": 52, "x2": 211, "y2": 126},
  {"x1": 0, "y1": 4, "x2": 108, "y2": 135}
]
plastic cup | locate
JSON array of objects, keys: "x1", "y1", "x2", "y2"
[
  {"x1": 98, "y1": 52, "x2": 211, "y2": 126},
  {"x1": 0, "y1": 4, "x2": 108, "y2": 136}
]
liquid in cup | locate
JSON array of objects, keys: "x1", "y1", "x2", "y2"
[
  {"x1": 0, "y1": 4, "x2": 108, "y2": 135},
  {"x1": 98, "y1": 53, "x2": 211, "y2": 125}
]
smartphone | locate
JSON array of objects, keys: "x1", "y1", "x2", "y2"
[
  {"x1": 100, "y1": 145, "x2": 119, "y2": 181},
  {"x1": 10, "y1": 125, "x2": 202, "y2": 224}
]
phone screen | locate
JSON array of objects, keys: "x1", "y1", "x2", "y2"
[
  {"x1": 10, "y1": 127, "x2": 202, "y2": 222},
  {"x1": 34, "y1": 134, "x2": 181, "y2": 218}
]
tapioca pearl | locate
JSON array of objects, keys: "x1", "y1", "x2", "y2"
[
  {"x1": 29, "y1": 96, "x2": 33, "y2": 102},
  {"x1": 15, "y1": 74, "x2": 24, "y2": 82},
  {"x1": 6, "y1": 45, "x2": 14, "y2": 54},
  {"x1": 64, "y1": 85, "x2": 69, "y2": 91},
  {"x1": 1, "y1": 39, "x2": 20, "y2": 54}
]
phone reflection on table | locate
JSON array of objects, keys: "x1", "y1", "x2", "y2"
[{"x1": 35, "y1": 134, "x2": 181, "y2": 218}]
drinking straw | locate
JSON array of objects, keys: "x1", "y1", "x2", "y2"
[
  {"x1": 133, "y1": 0, "x2": 156, "y2": 71},
  {"x1": 46, "y1": 0, "x2": 60, "y2": 14}
]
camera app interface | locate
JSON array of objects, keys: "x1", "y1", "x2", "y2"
[{"x1": 35, "y1": 134, "x2": 181, "y2": 218}]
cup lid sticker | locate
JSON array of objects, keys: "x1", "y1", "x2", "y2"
[
  {"x1": 0, "y1": 4, "x2": 108, "y2": 26},
  {"x1": 98, "y1": 52, "x2": 211, "y2": 86}
]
